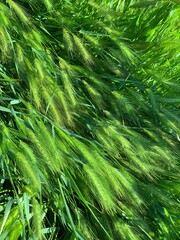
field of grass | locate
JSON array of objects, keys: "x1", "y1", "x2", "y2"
[{"x1": 0, "y1": 0, "x2": 180, "y2": 239}]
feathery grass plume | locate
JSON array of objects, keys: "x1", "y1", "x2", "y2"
[
  {"x1": 152, "y1": 145, "x2": 175, "y2": 166},
  {"x1": 102, "y1": 55, "x2": 122, "y2": 75},
  {"x1": 23, "y1": 56, "x2": 34, "y2": 73},
  {"x1": 8, "y1": 221, "x2": 24, "y2": 240},
  {"x1": 58, "y1": 135, "x2": 118, "y2": 208},
  {"x1": 88, "y1": 76, "x2": 108, "y2": 91},
  {"x1": 95, "y1": 131, "x2": 118, "y2": 155},
  {"x1": 21, "y1": 30, "x2": 43, "y2": 51},
  {"x1": 29, "y1": 76, "x2": 42, "y2": 109},
  {"x1": 31, "y1": 29, "x2": 44, "y2": 46},
  {"x1": 83, "y1": 35, "x2": 100, "y2": 49},
  {"x1": 0, "y1": 26, "x2": 9, "y2": 60},
  {"x1": 73, "y1": 141, "x2": 99, "y2": 166},
  {"x1": 60, "y1": 70, "x2": 76, "y2": 106},
  {"x1": 42, "y1": 86, "x2": 64, "y2": 124},
  {"x1": 84, "y1": 165, "x2": 116, "y2": 212},
  {"x1": 113, "y1": 169, "x2": 143, "y2": 206},
  {"x1": 63, "y1": 28, "x2": 74, "y2": 54},
  {"x1": 20, "y1": 124, "x2": 52, "y2": 169},
  {"x1": 89, "y1": 152, "x2": 124, "y2": 194},
  {"x1": 54, "y1": 127, "x2": 85, "y2": 163},
  {"x1": 59, "y1": 58, "x2": 76, "y2": 106},
  {"x1": 82, "y1": 81, "x2": 98, "y2": 97},
  {"x1": 58, "y1": 57, "x2": 74, "y2": 73},
  {"x1": 117, "y1": 42, "x2": 137, "y2": 65},
  {"x1": 0, "y1": 206, "x2": 20, "y2": 235},
  {"x1": 15, "y1": 43, "x2": 24, "y2": 64},
  {"x1": 112, "y1": 91, "x2": 135, "y2": 114},
  {"x1": 56, "y1": 88, "x2": 73, "y2": 125},
  {"x1": 32, "y1": 198, "x2": 42, "y2": 240},
  {"x1": 36, "y1": 121, "x2": 66, "y2": 171},
  {"x1": 34, "y1": 58, "x2": 45, "y2": 80},
  {"x1": 101, "y1": 125, "x2": 153, "y2": 176},
  {"x1": 95, "y1": 131, "x2": 145, "y2": 205},
  {"x1": 0, "y1": 3, "x2": 10, "y2": 27},
  {"x1": 20, "y1": 121, "x2": 64, "y2": 181},
  {"x1": 73, "y1": 66, "x2": 108, "y2": 90},
  {"x1": 70, "y1": 142, "x2": 118, "y2": 210},
  {"x1": 73, "y1": 34, "x2": 93, "y2": 66},
  {"x1": 114, "y1": 220, "x2": 142, "y2": 240},
  {"x1": 82, "y1": 80, "x2": 102, "y2": 107},
  {"x1": 15, "y1": 152, "x2": 40, "y2": 191},
  {"x1": 19, "y1": 141, "x2": 38, "y2": 165},
  {"x1": 6, "y1": 0, "x2": 30, "y2": 25},
  {"x1": 125, "y1": 150, "x2": 153, "y2": 177},
  {"x1": 42, "y1": 0, "x2": 53, "y2": 10},
  {"x1": 15, "y1": 42, "x2": 26, "y2": 76}
]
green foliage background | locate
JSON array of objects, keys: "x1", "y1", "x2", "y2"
[{"x1": 0, "y1": 0, "x2": 180, "y2": 239}]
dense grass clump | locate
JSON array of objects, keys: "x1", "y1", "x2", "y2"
[{"x1": 0, "y1": 0, "x2": 180, "y2": 239}]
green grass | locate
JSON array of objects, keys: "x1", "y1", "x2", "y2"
[{"x1": 0, "y1": 0, "x2": 180, "y2": 239}]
